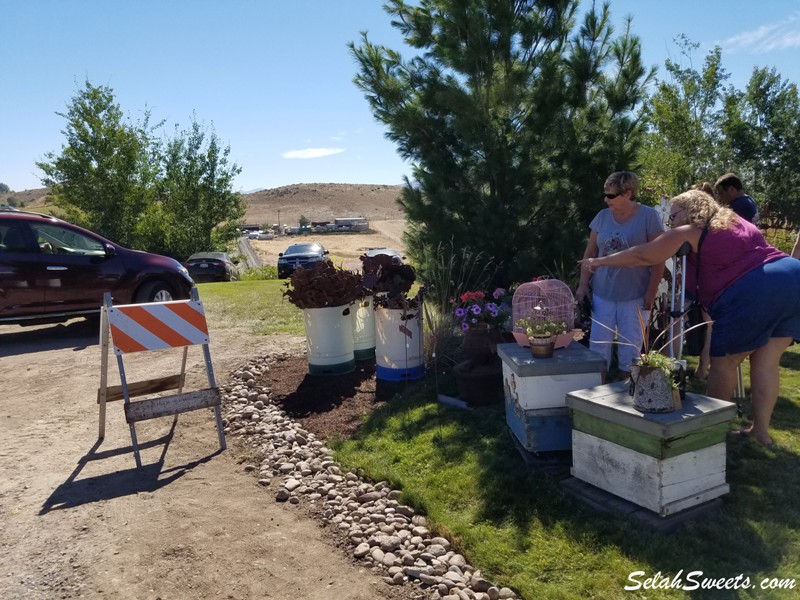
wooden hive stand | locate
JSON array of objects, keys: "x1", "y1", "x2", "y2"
[{"x1": 97, "y1": 289, "x2": 226, "y2": 468}]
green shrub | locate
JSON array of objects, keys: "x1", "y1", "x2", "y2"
[{"x1": 240, "y1": 265, "x2": 279, "y2": 280}]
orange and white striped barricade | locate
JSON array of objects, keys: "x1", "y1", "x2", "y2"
[{"x1": 97, "y1": 288, "x2": 226, "y2": 468}]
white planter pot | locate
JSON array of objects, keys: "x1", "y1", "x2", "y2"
[
  {"x1": 352, "y1": 297, "x2": 376, "y2": 361},
  {"x1": 303, "y1": 305, "x2": 355, "y2": 375},
  {"x1": 375, "y1": 306, "x2": 424, "y2": 381}
]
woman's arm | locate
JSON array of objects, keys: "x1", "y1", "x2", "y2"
[
  {"x1": 575, "y1": 230, "x2": 599, "y2": 302},
  {"x1": 580, "y1": 225, "x2": 701, "y2": 272},
  {"x1": 643, "y1": 227, "x2": 665, "y2": 310}
]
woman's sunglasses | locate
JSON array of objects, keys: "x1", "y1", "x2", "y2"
[
  {"x1": 668, "y1": 209, "x2": 685, "y2": 222},
  {"x1": 603, "y1": 192, "x2": 621, "y2": 199}
]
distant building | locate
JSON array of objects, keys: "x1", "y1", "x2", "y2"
[{"x1": 334, "y1": 217, "x2": 368, "y2": 230}]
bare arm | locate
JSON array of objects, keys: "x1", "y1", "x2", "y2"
[
  {"x1": 579, "y1": 226, "x2": 701, "y2": 272},
  {"x1": 792, "y1": 229, "x2": 800, "y2": 259},
  {"x1": 642, "y1": 229, "x2": 665, "y2": 310},
  {"x1": 575, "y1": 230, "x2": 599, "y2": 302}
]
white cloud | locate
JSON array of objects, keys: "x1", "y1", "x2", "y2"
[
  {"x1": 723, "y1": 13, "x2": 800, "y2": 54},
  {"x1": 281, "y1": 147, "x2": 345, "y2": 159}
]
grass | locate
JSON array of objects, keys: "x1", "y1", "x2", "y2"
[
  {"x1": 197, "y1": 279, "x2": 304, "y2": 336},
  {"x1": 197, "y1": 282, "x2": 800, "y2": 599},
  {"x1": 333, "y1": 351, "x2": 800, "y2": 600}
]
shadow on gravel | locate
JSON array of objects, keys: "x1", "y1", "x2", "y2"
[
  {"x1": 39, "y1": 422, "x2": 221, "y2": 514},
  {"x1": 0, "y1": 318, "x2": 99, "y2": 357}
]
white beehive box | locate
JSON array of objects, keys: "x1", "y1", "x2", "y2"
[{"x1": 566, "y1": 383, "x2": 737, "y2": 516}]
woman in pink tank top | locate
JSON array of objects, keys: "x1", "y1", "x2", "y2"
[{"x1": 580, "y1": 189, "x2": 800, "y2": 446}]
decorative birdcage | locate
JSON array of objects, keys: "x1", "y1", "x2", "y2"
[{"x1": 512, "y1": 278, "x2": 576, "y2": 334}]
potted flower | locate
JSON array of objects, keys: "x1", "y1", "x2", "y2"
[
  {"x1": 516, "y1": 316, "x2": 569, "y2": 358},
  {"x1": 283, "y1": 260, "x2": 363, "y2": 375},
  {"x1": 360, "y1": 253, "x2": 424, "y2": 381},
  {"x1": 453, "y1": 288, "x2": 510, "y2": 364},
  {"x1": 592, "y1": 312, "x2": 709, "y2": 413}
]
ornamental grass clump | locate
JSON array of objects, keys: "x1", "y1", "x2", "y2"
[{"x1": 282, "y1": 260, "x2": 363, "y2": 309}]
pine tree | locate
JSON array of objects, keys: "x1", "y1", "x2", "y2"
[{"x1": 351, "y1": 0, "x2": 652, "y2": 288}]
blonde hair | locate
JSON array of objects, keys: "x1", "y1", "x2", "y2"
[
  {"x1": 671, "y1": 189, "x2": 738, "y2": 231},
  {"x1": 604, "y1": 171, "x2": 639, "y2": 197}
]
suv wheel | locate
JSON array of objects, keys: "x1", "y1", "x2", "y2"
[{"x1": 135, "y1": 281, "x2": 175, "y2": 303}]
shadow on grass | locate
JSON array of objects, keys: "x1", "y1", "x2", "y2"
[{"x1": 343, "y1": 369, "x2": 800, "y2": 598}]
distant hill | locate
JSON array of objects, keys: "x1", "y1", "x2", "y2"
[
  {"x1": 2, "y1": 183, "x2": 406, "y2": 226},
  {"x1": 243, "y1": 183, "x2": 405, "y2": 227},
  {"x1": 0, "y1": 187, "x2": 51, "y2": 210}
]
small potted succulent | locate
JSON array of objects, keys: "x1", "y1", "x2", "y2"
[
  {"x1": 592, "y1": 312, "x2": 709, "y2": 413},
  {"x1": 516, "y1": 316, "x2": 569, "y2": 358}
]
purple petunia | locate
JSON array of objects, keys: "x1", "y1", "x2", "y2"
[
  {"x1": 455, "y1": 307, "x2": 467, "y2": 317},
  {"x1": 471, "y1": 304, "x2": 482, "y2": 315},
  {"x1": 493, "y1": 288, "x2": 506, "y2": 300},
  {"x1": 461, "y1": 321, "x2": 470, "y2": 330}
]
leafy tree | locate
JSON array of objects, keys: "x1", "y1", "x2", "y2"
[
  {"x1": 37, "y1": 81, "x2": 245, "y2": 258},
  {"x1": 638, "y1": 36, "x2": 730, "y2": 196},
  {"x1": 720, "y1": 67, "x2": 800, "y2": 227},
  {"x1": 141, "y1": 118, "x2": 245, "y2": 258},
  {"x1": 639, "y1": 38, "x2": 800, "y2": 230},
  {"x1": 0, "y1": 183, "x2": 10, "y2": 193},
  {"x1": 350, "y1": 0, "x2": 652, "y2": 290},
  {"x1": 36, "y1": 81, "x2": 157, "y2": 247},
  {"x1": 298, "y1": 214, "x2": 310, "y2": 227}
]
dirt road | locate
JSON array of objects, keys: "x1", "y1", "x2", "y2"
[{"x1": 0, "y1": 319, "x2": 416, "y2": 599}]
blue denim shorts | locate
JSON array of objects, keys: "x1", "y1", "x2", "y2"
[{"x1": 709, "y1": 257, "x2": 800, "y2": 356}]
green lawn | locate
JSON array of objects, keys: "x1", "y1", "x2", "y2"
[
  {"x1": 198, "y1": 282, "x2": 800, "y2": 599},
  {"x1": 333, "y1": 352, "x2": 800, "y2": 600},
  {"x1": 197, "y1": 279, "x2": 304, "y2": 336}
]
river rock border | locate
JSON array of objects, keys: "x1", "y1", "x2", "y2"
[{"x1": 220, "y1": 351, "x2": 518, "y2": 600}]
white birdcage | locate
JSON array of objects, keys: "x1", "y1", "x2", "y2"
[{"x1": 512, "y1": 279, "x2": 576, "y2": 332}]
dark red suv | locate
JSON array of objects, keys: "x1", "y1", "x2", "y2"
[{"x1": 0, "y1": 211, "x2": 194, "y2": 324}]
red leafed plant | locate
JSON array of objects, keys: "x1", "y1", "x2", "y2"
[{"x1": 283, "y1": 260, "x2": 363, "y2": 309}]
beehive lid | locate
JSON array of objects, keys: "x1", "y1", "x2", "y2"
[
  {"x1": 497, "y1": 342, "x2": 606, "y2": 377},
  {"x1": 565, "y1": 382, "x2": 738, "y2": 438}
]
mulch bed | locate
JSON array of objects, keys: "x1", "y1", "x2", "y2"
[{"x1": 256, "y1": 355, "x2": 407, "y2": 442}]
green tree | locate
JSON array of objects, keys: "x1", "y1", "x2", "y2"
[
  {"x1": 638, "y1": 36, "x2": 730, "y2": 196},
  {"x1": 298, "y1": 214, "x2": 310, "y2": 227},
  {"x1": 350, "y1": 0, "x2": 652, "y2": 290},
  {"x1": 720, "y1": 67, "x2": 800, "y2": 227},
  {"x1": 0, "y1": 183, "x2": 10, "y2": 193},
  {"x1": 142, "y1": 118, "x2": 245, "y2": 258},
  {"x1": 37, "y1": 82, "x2": 245, "y2": 258},
  {"x1": 36, "y1": 81, "x2": 158, "y2": 247}
]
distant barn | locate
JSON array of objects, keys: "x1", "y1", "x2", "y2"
[{"x1": 334, "y1": 216, "x2": 368, "y2": 231}]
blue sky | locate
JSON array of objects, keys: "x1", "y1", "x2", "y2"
[{"x1": 2, "y1": 1, "x2": 799, "y2": 193}]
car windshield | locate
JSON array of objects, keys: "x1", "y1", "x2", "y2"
[
  {"x1": 366, "y1": 248, "x2": 399, "y2": 257},
  {"x1": 188, "y1": 252, "x2": 227, "y2": 262},
  {"x1": 285, "y1": 244, "x2": 322, "y2": 255}
]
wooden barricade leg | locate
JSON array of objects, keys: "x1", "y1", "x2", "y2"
[
  {"x1": 98, "y1": 301, "x2": 111, "y2": 440},
  {"x1": 202, "y1": 342, "x2": 226, "y2": 451},
  {"x1": 115, "y1": 352, "x2": 143, "y2": 468}
]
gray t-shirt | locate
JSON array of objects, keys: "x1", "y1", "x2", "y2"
[{"x1": 589, "y1": 204, "x2": 664, "y2": 301}]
